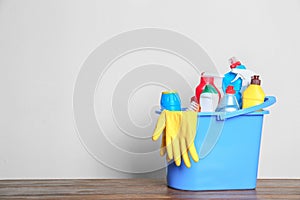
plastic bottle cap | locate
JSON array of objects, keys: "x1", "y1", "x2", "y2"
[
  {"x1": 226, "y1": 85, "x2": 235, "y2": 94},
  {"x1": 251, "y1": 75, "x2": 261, "y2": 85},
  {"x1": 202, "y1": 85, "x2": 218, "y2": 94}
]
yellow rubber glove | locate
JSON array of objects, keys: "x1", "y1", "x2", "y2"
[
  {"x1": 179, "y1": 111, "x2": 199, "y2": 167},
  {"x1": 152, "y1": 110, "x2": 199, "y2": 168},
  {"x1": 152, "y1": 110, "x2": 182, "y2": 165}
]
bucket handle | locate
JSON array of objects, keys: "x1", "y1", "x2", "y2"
[
  {"x1": 198, "y1": 96, "x2": 276, "y2": 159},
  {"x1": 216, "y1": 96, "x2": 276, "y2": 120}
]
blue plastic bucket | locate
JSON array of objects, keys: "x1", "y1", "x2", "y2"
[{"x1": 166, "y1": 96, "x2": 276, "y2": 191}]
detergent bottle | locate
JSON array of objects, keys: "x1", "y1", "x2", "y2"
[
  {"x1": 187, "y1": 96, "x2": 200, "y2": 112},
  {"x1": 216, "y1": 86, "x2": 240, "y2": 112},
  {"x1": 160, "y1": 91, "x2": 181, "y2": 111},
  {"x1": 195, "y1": 72, "x2": 221, "y2": 107},
  {"x1": 222, "y1": 57, "x2": 255, "y2": 108},
  {"x1": 242, "y1": 75, "x2": 265, "y2": 109},
  {"x1": 199, "y1": 85, "x2": 219, "y2": 112}
]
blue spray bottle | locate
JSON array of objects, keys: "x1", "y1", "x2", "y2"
[{"x1": 222, "y1": 57, "x2": 255, "y2": 108}]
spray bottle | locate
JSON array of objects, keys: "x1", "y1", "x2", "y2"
[{"x1": 222, "y1": 57, "x2": 255, "y2": 108}]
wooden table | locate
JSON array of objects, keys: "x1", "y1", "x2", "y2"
[{"x1": 0, "y1": 179, "x2": 299, "y2": 199}]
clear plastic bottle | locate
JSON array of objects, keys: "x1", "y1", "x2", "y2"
[{"x1": 216, "y1": 86, "x2": 240, "y2": 112}]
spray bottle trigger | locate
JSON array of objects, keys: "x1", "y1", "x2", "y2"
[{"x1": 230, "y1": 68, "x2": 256, "y2": 85}]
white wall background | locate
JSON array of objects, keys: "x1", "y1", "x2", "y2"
[{"x1": 0, "y1": 0, "x2": 299, "y2": 179}]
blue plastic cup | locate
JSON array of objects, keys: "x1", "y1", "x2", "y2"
[{"x1": 160, "y1": 91, "x2": 181, "y2": 111}]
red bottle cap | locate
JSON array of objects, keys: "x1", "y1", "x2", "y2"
[
  {"x1": 251, "y1": 75, "x2": 261, "y2": 85},
  {"x1": 226, "y1": 85, "x2": 235, "y2": 94}
]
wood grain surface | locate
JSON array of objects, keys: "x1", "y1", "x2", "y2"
[{"x1": 0, "y1": 179, "x2": 299, "y2": 199}]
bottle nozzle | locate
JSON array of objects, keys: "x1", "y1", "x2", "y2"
[{"x1": 229, "y1": 56, "x2": 241, "y2": 69}]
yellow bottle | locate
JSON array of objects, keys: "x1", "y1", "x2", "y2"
[{"x1": 242, "y1": 75, "x2": 265, "y2": 109}]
